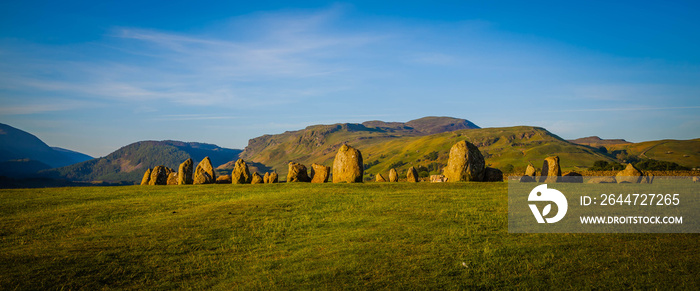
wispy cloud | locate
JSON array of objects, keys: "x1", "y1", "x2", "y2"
[{"x1": 0, "y1": 6, "x2": 383, "y2": 113}]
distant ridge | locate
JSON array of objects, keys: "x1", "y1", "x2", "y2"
[
  {"x1": 0, "y1": 123, "x2": 92, "y2": 173},
  {"x1": 42, "y1": 140, "x2": 242, "y2": 183},
  {"x1": 568, "y1": 136, "x2": 630, "y2": 146}
]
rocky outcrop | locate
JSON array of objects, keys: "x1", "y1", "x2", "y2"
[
  {"x1": 615, "y1": 163, "x2": 643, "y2": 183},
  {"x1": 482, "y1": 167, "x2": 503, "y2": 182},
  {"x1": 148, "y1": 166, "x2": 168, "y2": 185},
  {"x1": 310, "y1": 163, "x2": 330, "y2": 183},
  {"x1": 443, "y1": 140, "x2": 485, "y2": 182},
  {"x1": 231, "y1": 159, "x2": 251, "y2": 184},
  {"x1": 251, "y1": 172, "x2": 264, "y2": 184},
  {"x1": 560, "y1": 171, "x2": 583, "y2": 183},
  {"x1": 216, "y1": 175, "x2": 231, "y2": 184},
  {"x1": 376, "y1": 173, "x2": 387, "y2": 182},
  {"x1": 332, "y1": 144, "x2": 364, "y2": 183},
  {"x1": 193, "y1": 157, "x2": 216, "y2": 184},
  {"x1": 389, "y1": 168, "x2": 398, "y2": 182},
  {"x1": 287, "y1": 162, "x2": 311, "y2": 182},
  {"x1": 587, "y1": 177, "x2": 617, "y2": 184},
  {"x1": 407, "y1": 166, "x2": 419, "y2": 182},
  {"x1": 539, "y1": 156, "x2": 561, "y2": 183},
  {"x1": 141, "y1": 168, "x2": 152, "y2": 185},
  {"x1": 178, "y1": 158, "x2": 193, "y2": 185}
]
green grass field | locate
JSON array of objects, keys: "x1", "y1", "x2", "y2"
[{"x1": 1, "y1": 183, "x2": 697, "y2": 289}]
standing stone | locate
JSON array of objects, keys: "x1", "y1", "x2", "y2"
[
  {"x1": 376, "y1": 173, "x2": 387, "y2": 182},
  {"x1": 263, "y1": 172, "x2": 270, "y2": 183},
  {"x1": 560, "y1": 171, "x2": 583, "y2": 183},
  {"x1": 193, "y1": 157, "x2": 216, "y2": 184},
  {"x1": 389, "y1": 168, "x2": 399, "y2": 182},
  {"x1": 268, "y1": 172, "x2": 279, "y2": 183},
  {"x1": 615, "y1": 163, "x2": 643, "y2": 183},
  {"x1": 482, "y1": 167, "x2": 504, "y2": 182},
  {"x1": 332, "y1": 144, "x2": 364, "y2": 183},
  {"x1": 430, "y1": 175, "x2": 446, "y2": 183},
  {"x1": 443, "y1": 140, "x2": 485, "y2": 182},
  {"x1": 407, "y1": 166, "x2": 419, "y2": 182},
  {"x1": 178, "y1": 158, "x2": 193, "y2": 185},
  {"x1": 310, "y1": 163, "x2": 330, "y2": 183},
  {"x1": 149, "y1": 166, "x2": 168, "y2": 185},
  {"x1": 525, "y1": 163, "x2": 537, "y2": 177},
  {"x1": 231, "y1": 159, "x2": 252, "y2": 184},
  {"x1": 141, "y1": 168, "x2": 152, "y2": 185},
  {"x1": 539, "y1": 156, "x2": 561, "y2": 183},
  {"x1": 251, "y1": 172, "x2": 264, "y2": 184},
  {"x1": 287, "y1": 162, "x2": 311, "y2": 182},
  {"x1": 519, "y1": 175, "x2": 536, "y2": 183},
  {"x1": 167, "y1": 172, "x2": 178, "y2": 185}
]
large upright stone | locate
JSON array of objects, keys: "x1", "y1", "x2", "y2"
[
  {"x1": 231, "y1": 159, "x2": 251, "y2": 184},
  {"x1": 388, "y1": 168, "x2": 398, "y2": 182},
  {"x1": 616, "y1": 163, "x2": 643, "y2": 183},
  {"x1": 167, "y1": 172, "x2": 178, "y2": 185},
  {"x1": 539, "y1": 156, "x2": 561, "y2": 183},
  {"x1": 193, "y1": 157, "x2": 216, "y2": 184},
  {"x1": 268, "y1": 172, "x2": 279, "y2": 183},
  {"x1": 251, "y1": 172, "x2": 264, "y2": 184},
  {"x1": 332, "y1": 144, "x2": 364, "y2": 183},
  {"x1": 443, "y1": 140, "x2": 485, "y2": 182},
  {"x1": 376, "y1": 173, "x2": 387, "y2": 182},
  {"x1": 482, "y1": 167, "x2": 503, "y2": 182},
  {"x1": 310, "y1": 163, "x2": 330, "y2": 183},
  {"x1": 407, "y1": 166, "x2": 419, "y2": 182},
  {"x1": 141, "y1": 168, "x2": 152, "y2": 185},
  {"x1": 149, "y1": 166, "x2": 168, "y2": 185},
  {"x1": 287, "y1": 162, "x2": 311, "y2": 182},
  {"x1": 263, "y1": 172, "x2": 270, "y2": 183},
  {"x1": 525, "y1": 163, "x2": 537, "y2": 177},
  {"x1": 178, "y1": 158, "x2": 193, "y2": 185}
]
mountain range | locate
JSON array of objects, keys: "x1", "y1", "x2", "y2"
[
  {"x1": 1, "y1": 117, "x2": 697, "y2": 184},
  {"x1": 0, "y1": 123, "x2": 93, "y2": 177}
]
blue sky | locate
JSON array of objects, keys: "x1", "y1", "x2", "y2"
[{"x1": 1, "y1": 1, "x2": 699, "y2": 157}]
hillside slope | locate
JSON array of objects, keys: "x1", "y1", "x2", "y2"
[
  {"x1": 0, "y1": 123, "x2": 78, "y2": 168},
  {"x1": 603, "y1": 139, "x2": 700, "y2": 168},
  {"x1": 240, "y1": 122, "x2": 613, "y2": 179},
  {"x1": 43, "y1": 141, "x2": 241, "y2": 183},
  {"x1": 51, "y1": 147, "x2": 94, "y2": 165}
]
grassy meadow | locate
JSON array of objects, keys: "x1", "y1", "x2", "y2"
[{"x1": 1, "y1": 183, "x2": 697, "y2": 289}]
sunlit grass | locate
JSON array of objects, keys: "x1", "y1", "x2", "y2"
[{"x1": 1, "y1": 183, "x2": 697, "y2": 289}]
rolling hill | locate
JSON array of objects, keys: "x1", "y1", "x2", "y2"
[
  {"x1": 239, "y1": 117, "x2": 614, "y2": 180},
  {"x1": 0, "y1": 123, "x2": 87, "y2": 169},
  {"x1": 601, "y1": 139, "x2": 700, "y2": 169},
  {"x1": 42, "y1": 141, "x2": 242, "y2": 183}
]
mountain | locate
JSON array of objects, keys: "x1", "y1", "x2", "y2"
[
  {"x1": 0, "y1": 123, "x2": 78, "y2": 169},
  {"x1": 568, "y1": 136, "x2": 630, "y2": 147},
  {"x1": 238, "y1": 117, "x2": 614, "y2": 179},
  {"x1": 239, "y1": 117, "x2": 481, "y2": 175},
  {"x1": 51, "y1": 147, "x2": 93, "y2": 164},
  {"x1": 42, "y1": 141, "x2": 242, "y2": 183}
]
